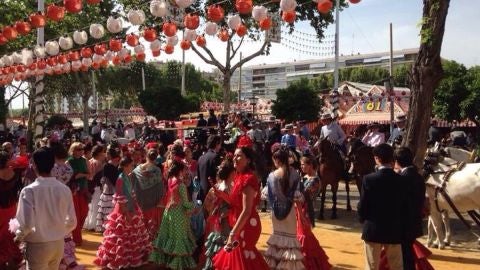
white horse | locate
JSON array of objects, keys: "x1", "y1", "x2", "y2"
[{"x1": 424, "y1": 147, "x2": 480, "y2": 249}]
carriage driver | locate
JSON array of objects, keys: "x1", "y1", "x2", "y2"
[
  {"x1": 387, "y1": 114, "x2": 407, "y2": 146},
  {"x1": 317, "y1": 112, "x2": 347, "y2": 154}
]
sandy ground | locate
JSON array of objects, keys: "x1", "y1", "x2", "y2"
[{"x1": 77, "y1": 183, "x2": 480, "y2": 269}]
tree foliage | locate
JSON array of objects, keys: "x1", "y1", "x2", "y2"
[
  {"x1": 271, "y1": 78, "x2": 322, "y2": 122},
  {"x1": 138, "y1": 85, "x2": 192, "y2": 120}
]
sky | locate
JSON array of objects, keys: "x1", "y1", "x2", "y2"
[{"x1": 9, "y1": 0, "x2": 480, "y2": 109}]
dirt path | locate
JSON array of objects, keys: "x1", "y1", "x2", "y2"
[{"x1": 77, "y1": 184, "x2": 480, "y2": 269}]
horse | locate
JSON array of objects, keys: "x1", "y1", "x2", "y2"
[
  {"x1": 423, "y1": 145, "x2": 480, "y2": 249},
  {"x1": 316, "y1": 138, "x2": 345, "y2": 219},
  {"x1": 346, "y1": 137, "x2": 375, "y2": 199}
]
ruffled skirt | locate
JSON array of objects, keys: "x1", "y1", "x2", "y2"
[
  {"x1": 94, "y1": 204, "x2": 152, "y2": 269},
  {"x1": 83, "y1": 187, "x2": 101, "y2": 230},
  {"x1": 379, "y1": 240, "x2": 434, "y2": 270},
  {"x1": 59, "y1": 235, "x2": 84, "y2": 270},
  {"x1": 95, "y1": 192, "x2": 114, "y2": 232},
  {"x1": 0, "y1": 205, "x2": 22, "y2": 267}
]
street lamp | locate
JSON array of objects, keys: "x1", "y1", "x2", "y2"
[
  {"x1": 105, "y1": 96, "x2": 113, "y2": 126},
  {"x1": 249, "y1": 95, "x2": 259, "y2": 119}
]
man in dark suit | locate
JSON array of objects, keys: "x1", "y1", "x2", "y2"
[
  {"x1": 196, "y1": 135, "x2": 221, "y2": 202},
  {"x1": 358, "y1": 143, "x2": 407, "y2": 270},
  {"x1": 394, "y1": 147, "x2": 426, "y2": 270}
]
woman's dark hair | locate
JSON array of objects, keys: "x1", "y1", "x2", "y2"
[
  {"x1": 272, "y1": 145, "x2": 290, "y2": 195},
  {"x1": 168, "y1": 159, "x2": 186, "y2": 179},
  {"x1": 50, "y1": 142, "x2": 69, "y2": 160},
  {"x1": 0, "y1": 150, "x2": 10, "y2": 169},
  {"x1": 107, "y1": 147, "x2": 121, "y2": 160},
  {"x1": 237, "y1": 147, "x2": 256, "y2": 172},
  {"x1": 147, "y1": 149, "x2": 158, "y2": 161},
  {"x1": 171, "y1": 144, "x2": 185, "y2": 159},
  {"x1": 91, "y1": 145, "x2": 104, "y2": 158},
  {"x1": 218, "y1": 155, "x2": 235, "y2": 181},
  {"x1": 119, "y1": 156, "x2": 133, "y2": 169},
  {"x1": 301, "y1": 154, "x2": 318, "y2": 171}
]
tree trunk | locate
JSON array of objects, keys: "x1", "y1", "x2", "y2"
[
  {"x1": 223, "y1": 72, "x2": 231, "y2": 112},
  {"x1": 402, "y1": 0, "x2": 450, "y2": 167},
  {"x1": 82, "y1": 94, "x2": 90, "y2": 137},
  {"x1": 33, "y1": 76, "x2": 45, "y2": 140},
  {"x1": 0, "y1": 86, "x2": 8, "y2": 129}
]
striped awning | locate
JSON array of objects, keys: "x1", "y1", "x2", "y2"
[{"x1": 339, "y1": 114, "x2": 477, "y2": 127}]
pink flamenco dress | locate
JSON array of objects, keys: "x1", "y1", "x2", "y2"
[
  {"x1": 94, "y1": 173, "x2": 152, "y2": 269},
  {"x1": 379, "y1": 240, "x2": 434, "y2": 270},
  {"x1": 212, "y1": 171, "x2": 269, "y2": 270},
  {"x1": 0, "y1": 173, "x2": 22, "y2": 269},
  {"x1": 296, "y1": 204, "x2": 332, "y2": 270}
]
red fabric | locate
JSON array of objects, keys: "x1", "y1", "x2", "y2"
[
  {"x1": 72, "y1": 192, "x2": 89, "y2": 245},
  {"x1": 379, "y1": 240, "x2": 434, "y2": 270},
  {"x1": 296, "y1": 205, "x2": 332, "y2": 270},
  {"x1": 212, "y1": 171, "x2": 269, "y2": 270},
  {"x1": 142, "y1": 207, "x2": 164, "y2": 241},
  {"x1": 0, "y1": 205, "x2": 22, "y2": 266},
  {"x1": 237, "y1": 135, "x2": 253, "y2": 148},
  {"x1": 165, "y1": 177, "x2": 181, "y2": 208}
]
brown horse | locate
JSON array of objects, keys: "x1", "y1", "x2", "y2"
[
  {"x1": 346, "y1": 137, "x2": 375, "y2": 195},
  {"x1": 316, "y1": 138, "x2": 345, "y2": 219}
]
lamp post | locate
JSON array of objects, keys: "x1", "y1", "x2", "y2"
[
  {"x1": 105, "y1": 96, "x2": 113, "y2": 126},
  {"x1": 249, "y1": 95, "x2": 258, "y2": 119}
]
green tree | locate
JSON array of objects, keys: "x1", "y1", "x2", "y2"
[
  {"x1": 138, "y1": 85, "x2": 191, "y2": 120},
  {"x1": 460, "y1": 66, "x2": 480, "y2": 125},
  {"x1": 271, "y1": 78, "x2": 322, "y2": 122}
]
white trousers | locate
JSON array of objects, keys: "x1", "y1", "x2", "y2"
[
  {"x1": 25, "y1": 240, "x2": 64, "y2": 270},
  {"x1": 364, "y1": 241, "x2": 403, "y2": 270}
]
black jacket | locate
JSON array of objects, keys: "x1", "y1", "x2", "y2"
[
  {"x1": 358, "y1": 167, "x2": 407, "y2": 244},
  {"x1": 196, "y1": 149, "x2": 219, "y2": 200},
  {"x1": 401, "y1": 166, "x2": 426, "y2": 241}
]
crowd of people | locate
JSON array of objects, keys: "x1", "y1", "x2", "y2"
[{"x1": 0, "y1": 109, "x2": 470, "y2": 270}]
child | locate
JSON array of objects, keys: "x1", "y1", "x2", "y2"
[
  {"x1": 150, "y1": 158, "x2": 197, "y2": 269},
  {"x1": 94, "y1": 156, "x2": 151, "y2": 269}
]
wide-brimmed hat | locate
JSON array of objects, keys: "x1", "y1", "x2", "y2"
[
  {"x1": 368, "y1": 122, "x2": 381, "y2": 128},
  {"x1": 395, "y1": 114, "x2": 406, "y2": 123},
  {"x1": 320, "y1": 113, "x2": 333, "y2": 120},
  {"x1": 266, "y1": 116, "x2": 276, "y2": 123},
  {"x1": 284, "y1": 124, "x2": 295, "y2": 130}
]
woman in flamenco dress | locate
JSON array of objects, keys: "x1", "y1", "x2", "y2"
[
  {"x1": 149, "y1": 157, "x2": 197, "y2": 269},
  {"x1": 0, "y1": 150, "x2": 22, "y2": 269},
  {"x1": 212, "y1": 147, "x2": 269, "y2": 270},
  {"x1": 298, "y1": 154, "x2": 332, "y2": 270},
  {"x1": 94, "y1": 156, "x2": 152, "y2": 269},
  {"x1": 201, "y1": 155, "x2": 235, "y2": 270},
  {"x1": 264, "y1": 146, "x2": 305, "y2": 269}
]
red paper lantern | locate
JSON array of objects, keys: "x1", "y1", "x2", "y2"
[
  {"x1": 184, "y1": 14, "x2": 200, "y2": 30},
  {"x1": 217, "y1": 29, "x2": 229, "y2": 42},
  {"x1": 2, "y1": 26, "x2": 18, "y2": 40},
  {"x1": 282, "y1": 11, "x2": 296, "y2": 24},
  {"x1": 349, "y1": 0, "x2": 361, "y2": 4},
  {"x1": 136, "y1": 53, "x2": 146, "y2": 62},
  {"x1": 68, "y1": 51, "x2": 80, "y2": 61},
  {"x1": 46, "y1": 4, "x2": 65, "y2": 22},
  {"x1": 80, "y1": 64, "x2": 89, "y2": 72},
  {"x1": 317, "y1": 0, "x2": 333, "y2": 14},
  {"x1": 152, "y1": 50, "x2": 161, "y2": 57},
  {"x1": 47, "y1": 57, "x2": 58, "y2": 66},
  {"x1": 236, "y1": 24, "x2": 247, "y2": 37},
  {"x1": 259, "y1": 17, "x2": 272, "y2": 31},
  {"x1": 16, "y1": 65, "x2": 26, "y2": 73},
  {"x1": 109, "y1": 39, "x2": 122, "y2": 52},
  {"x1": 235, "y1": 0, "x2": 253, "y2": 15},
  {"x1": 0, "y1": 34, "x2": 7, "y2": 45},
  {"x1": 15, "y1": 21, "x2": 31, "y2": 35},
  {"x1": 28, "y1": 63, "x2": 37, "y2": 70},
  {"x1": 180, "y1": 39, "x2": 191, "y2": 50},
  {"x1": 143, "y1": 28, "x2": 157, "y2": 42},
  {"x1": 163, "y1": 44, "x2": 174, "y2": 54},
  {"x1": 64, "y1": 0, "x2": 83, "y2": 13},
  {"x1": 37, "y1": 60, "x2": 47, "y2": 70},
  {"x1": 29, "y1": 12, "x2": 46, "y2": 28},
  {"x1": 126, "y1": 33, "x2": 139, "y2": 47},
  {"x1": 94, "y1": 44, "x2": 107, "y2": 55},
  {"x1": 124, "y1": 54, "x2": 132, "y2": 64},
  {"x1": 101, "y1": 59, "x2": 109, "y2": 67},
  {"x1": 92, "y1": 62, "x2": 100, "y2": 69},
  {"x1": 87, "y1": 0, "x2": 102, "y2": 4},
  {"x1": 80, "y1": 47, "x2": 93, "y2": 58},
  {"x1": 112, "y1": 56, "x2": 121, "y2": 66},
  {"x1": 162, "y1": 22, "x2": 177, "y2": 37},
  {"x1": 207, "y1": 5, "x2": 224, "y2": 22},
  {"x1": 57, "y1": 54, "x2": 68, "y2": 64},
  {"x1": 195, "y1": 35, "x2": 206, "y2": 47}
]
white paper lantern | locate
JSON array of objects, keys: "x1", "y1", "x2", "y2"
[
  {"x1": 166, "y1": 35, "x2": 178, "y2": 46},
  {"x1": 59, "y1": 36, "x2": 73, "y2": 50},
  {"x1": 36, "y1": 69, "x2": 45, "y2": 76},
  {"x1": 89, "y1": 24, "x2": 105, "y2": 39},
  {"x1": 82, "y1": 58, "x2": 93, "y2": 67},
  {"x1": 134, "y1": 45, "x2": 145, "y2": 54},
  {"x1": 0, "y1": 59, "x2": 4, "y2": 68},
  {"x1": 280, "y1": 0, "x2": 297, "y2": 12},
  {"x1": 150, "y1": 40, "x2": 162, "y2": 51},
  {"x1": 73, "y1": 30, "x2": 88, "y2": 45},
  {"x1": 45, "y1": 41, "x2": 60, "y2": 56},
  {"x1": 205, "y1": 22, "x2": 218, "y2": 36},
  {"x1": 184, "y1": 29, "x2": 197, "y2": 42},
  {"x1": 127, "y1": 9, "x2": 146, "y2": 25},
  {"x1": 54, "y1": 64, "x2": 62, "y2": 73},
  {"x1": 252, "y1": 6, "x2": 267, "y2": 22},
  {"x1": 63, "y1": 62, "x2": 71, "y2": 73},
  {"x1": 150, "y1": 0, "x2": 169, "y2": 17},
  {"x1": 105, "y1": 51, "x2": 115, "y2": 61},
  {"x1": 175, "y1": 0, "x2": 194, "y2": 9},
  {"x1": 12, "y1": 52, "x2": 23, "y2": 64},
  {"x1": 118, "y1": 48, "x2": 130, "y2": 58},
  {"x1": 34, "y1": 45, "x2": 46, "y2": 58},
  {"x1": 21, "y1": 49, "x2": 34, "y2": 66},
  {"x1": 72, "y1": 60, "x2": 82, "y2": 69},
  {"x1": 228, "y1": 15, "x2": 242, "y2": 30},
  {"x1": 92, "y1": 54, "x2": 104, "y2": 64},
  {"x1": 106, "y1": 17, "x2": 123, "y2": 33},
  {"x1": 4, "y1": 55, "x2": 14, "y2": 66}
]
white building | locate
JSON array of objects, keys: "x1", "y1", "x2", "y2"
[{"x1": 230, "y1": 48, "x2": 418, "y2": 100}]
